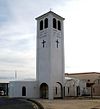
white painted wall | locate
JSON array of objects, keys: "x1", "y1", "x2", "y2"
[
  {"x1": 9, "y1": 80, "x2": 39, "y2": 98},
  {"x1": 36, "y1": 14, "x2": 51, "y2": 88},
  {"x1": 64, "y1": 78, "x2": 87, "y2": 97}
]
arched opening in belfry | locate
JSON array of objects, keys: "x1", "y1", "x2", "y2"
[
  {"x1": 53, "y1": 18, "x2": 56, "y2": 29},
  {"x1": 40, "y1": 83, "x2": 48, "y2": 99},
  {"x1": 44, "y1": 18, "x2": 48, "y2": 28},
  {"x1": 40, "y1": 20, "x2": 43, "y2": 30},
  {"x1": 58, "y1": 20, "x2": 61, "y2": 30}
]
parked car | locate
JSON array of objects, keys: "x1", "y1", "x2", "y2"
[{"x1": 0, "y1": 90, "x2": 4, "y2": 96}]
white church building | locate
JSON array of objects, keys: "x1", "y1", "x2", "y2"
[{"x1": 8, "y1": 11, "x2": 87, "y2": 99}]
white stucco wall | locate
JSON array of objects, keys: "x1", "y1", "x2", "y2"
[
  {"x1": 9, "y1": 80, "x2": 39, "y2": 98},
  {"x1": 64, "y1": 78, "x2": 87, "y2": 97}
]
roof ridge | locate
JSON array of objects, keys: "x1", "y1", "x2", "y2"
[{"x1": 65, "y1": 72, "x2": 100, "y2": 75}]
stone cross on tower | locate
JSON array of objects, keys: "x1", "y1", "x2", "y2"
[
  {"x1": 56, "y1": 39, "x2": 59, "y2": 48},
  {"x1": 42, "y1": 40, "x2": 46, "y2": 48}
]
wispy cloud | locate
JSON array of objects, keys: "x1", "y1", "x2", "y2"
[
  {"x1": 3, "y1": 0, "x2": 100, "y2": 78},
  {"x1": 0, "y1": 0, "x2": 67, "y2": 78}
]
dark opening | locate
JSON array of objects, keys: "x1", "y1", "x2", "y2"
[
  {"x1": 53, "y1": 18, "x2": 56, "y2": 29},
  {"x1": 44, "y1": 18, "x2": 48, "y2": 28},
  {"x1": 56, "y1": 87, "x2": 57, "y2": 95},
  {"x1": 58, "y1": 20, "x2": 61, "y2": 30},
  {"x1": 86, "y1": 83, "x2": 94, "y2": 87},
  {"x1": 68, "y1": 87, "x2": 69, "y2": 94},
  {"x1": 40, "y1": 20, "x2": 43, "y2": 30},
  {"x1": 40, "y1": 83, "x2": 48, "y2": 99},
  {"x1": 64, "y1": 86, "x2": 65, "y2": 97},
  {"x1": 22, "y1": 86, "x2": 26, "y2": 96}
]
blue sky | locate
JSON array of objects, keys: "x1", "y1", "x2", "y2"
[{"x1": 0, "y1": 0, "x2": 100, "y2": 79}]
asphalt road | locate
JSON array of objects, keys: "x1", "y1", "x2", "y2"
[{"x1": 0, "y1": 97, "x2": 34, "y2": 109}]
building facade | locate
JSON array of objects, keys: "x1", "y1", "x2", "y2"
[
  {"x1": 66, "y1": 72, "x2": 100, "y2": 96},
  {"x1": 5, "y1": 12, "x2": 100, "y2": 99},
  {"x1": 8, "y1": 11, "x2": 65, "y2": 100},
  {"x1": 64, "y1": 78, "x2": 87, "y2": 97},
  {"x1": 9, "y1": 80, "x2": 39, "y2": 98}
]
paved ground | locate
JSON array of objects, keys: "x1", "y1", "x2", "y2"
[
  {"x1": 38, "y1": 98, "x2": 100, "y2": 109},
  {"x1": 0, "y1": 97, "x2": 34, "y2": 109},
  {"x1": 1, "y1": 97, "x2": 100, "y2": 109}
]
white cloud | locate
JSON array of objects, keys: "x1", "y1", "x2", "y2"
[
  {"x1": 0, "y1": 0, "x2": 67, "y2": 78},
  {"x1": 1, "y1": 0, "x2": 100, "y2": 79}
]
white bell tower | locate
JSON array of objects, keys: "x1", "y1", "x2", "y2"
[{"x1": 36, "y1": 11, "x2": 65, "y2": 99}]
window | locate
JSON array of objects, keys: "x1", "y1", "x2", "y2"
[
  {"x1": 44, "y1": 18, "x2": 48, "y2": 28},
  {"x1": 58, "y1": 20, "x2": 61, "y2": 30},
  {"x1": 68, "y1": 87, "x2": 69, "y2": 94},
  {"x1": 88, "y1": 79, "x2": 90, "y2": 82},
  {"x1": 56, "y1": 87, "x2": 57, "y2": 95},
  {"x1": 40, "y1": 20, "x2": 43, "y2": 30},
  {"x1": 53, "y1": 18, "x2": 56, "y2": 29},
  {"x1": 22, "y1": 86, "x2": 26, "y2": 96}
]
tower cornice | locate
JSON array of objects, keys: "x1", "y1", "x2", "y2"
[{"x1": 35, "y1": 11, "x2": 65, "y2": 20}]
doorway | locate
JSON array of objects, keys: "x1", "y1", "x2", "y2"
[{"x1": 40, "y1": 83, "x2": 48, "y2": 99}]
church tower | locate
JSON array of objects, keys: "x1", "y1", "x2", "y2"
[{"x1": 36, "y1": 11, "x2": 65, "y2": 99}]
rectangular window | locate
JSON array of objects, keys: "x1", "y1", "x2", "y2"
[
  {"x1": 68, "y1": 87, "x2": 69, "y2": 94},
  {"x1": 56, "y1": 87, "x2": 57, "y2": 95}
]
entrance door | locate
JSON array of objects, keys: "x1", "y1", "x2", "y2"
[{"x1": 40, "y1": 83, "x2": 48, "y2": 99}]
